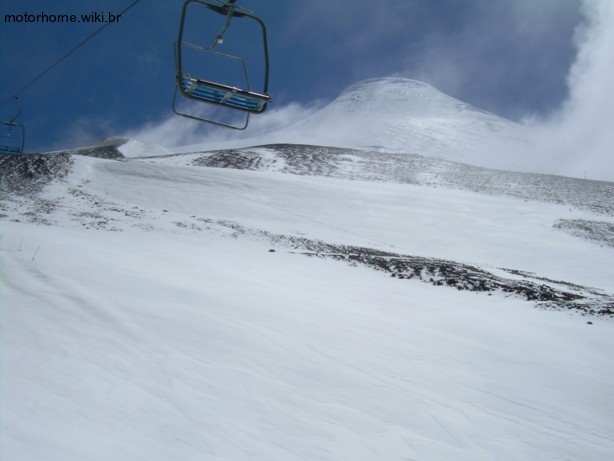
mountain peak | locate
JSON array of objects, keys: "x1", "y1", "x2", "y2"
[
  {"x1": 277, "y1": 77, "x2": 528, "y2": 169},
  {"x1": 330, "y1": 77, "x2": 490, "y2": 118}
]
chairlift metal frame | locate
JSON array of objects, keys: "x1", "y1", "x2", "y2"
[
  {"x1": 1, "y1": 97, "x2": 25, "y2": 155},
  {"x1": 173, "y1": 0, "x2": 272, "y2": 130}
]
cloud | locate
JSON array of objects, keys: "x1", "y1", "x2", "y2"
[
  {"x1": 58, "y1": 115, "x2": 117, "y2": 150},
  {"x1": 527, "y1": 0, "x2": 614, "y2": 181},
  {"x1": 412, "y1": 1, "x2": 582, "y2": 120},
  {"x1": 123, "y1": 100, "x2": 323, "y2": 149}
]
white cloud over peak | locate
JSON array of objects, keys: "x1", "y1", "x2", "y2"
[
  {"x1": 124, "y1": 101, "x2": 322, "y2": 149},
  {"x1": 528, "y1": 0, "x2": 614, "y2": 181}
]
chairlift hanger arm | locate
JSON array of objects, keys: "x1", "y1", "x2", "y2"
[
  {"x1": 210, "y1": 2, "x2": 235, "y2": 49},
  {"x1": 5, "y1": 96, "x2": 22, "y2": 124}
]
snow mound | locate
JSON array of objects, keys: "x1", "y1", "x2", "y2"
[
  {"x1": 118, "y1": 139, "x2": 174, "y2": 158},
  {"x1": 273, "y1": 77, "x2": 530, "y2": 170}
]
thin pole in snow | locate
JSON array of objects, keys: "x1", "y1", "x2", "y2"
[{"x1": 31, "y1": 244, "x2": 41, "y2": 262}]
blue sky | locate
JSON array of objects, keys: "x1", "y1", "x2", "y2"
[{"x1": 0, "y1": 0, "x2": 594, "y2": 152}]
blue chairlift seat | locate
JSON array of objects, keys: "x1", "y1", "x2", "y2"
[
  {"x1": 0, "y1": 144, "x2": 22, "y2": 155},
  {"x1": 181, "y1": 74, "x2": 270, "y2": 113},
  {"x1": 1, "y1": 117, "x2": 25, "y2": 156}
]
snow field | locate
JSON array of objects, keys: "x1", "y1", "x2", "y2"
[
  {"x1": 83, "y1": 156, "x2": 613, "y2": 292},
  {"x1": 2, "y1": 218, "x2": 614, "y2": 460},
  {"x1": 1, "y1": 74, "x2": 613, "y2": 459}
]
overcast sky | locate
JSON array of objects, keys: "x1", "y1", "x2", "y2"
[{"x1": 0, "y1": 0, "x2": 608, "y2": 161}]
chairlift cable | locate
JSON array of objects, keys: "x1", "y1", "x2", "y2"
[{"x1": 0, "y1": 0, "x2": 144, "y2": 109}]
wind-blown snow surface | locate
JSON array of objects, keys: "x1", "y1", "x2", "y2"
[{"x1": 2, "y1": 143, "x2": 614, "y2": 460}]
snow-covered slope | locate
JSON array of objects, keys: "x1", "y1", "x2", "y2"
[
  {"x1": 2, "y1": 128, "x2": 614, "y2": 458},
  {"x1": 175, "y1": 78, "x2": 530, "y2": 172},
  {"x1": 279, "y1": 78, "x2": 528, "y2": 165},
  {"x1": 4, "y1": 215, "x2": 613, "y2": 461}
]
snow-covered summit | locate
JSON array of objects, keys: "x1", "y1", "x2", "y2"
[
  {"x1": 322, "y1": 77, "x2": 486, "y2": 117},
  {"x1": 276, "y1": 77, "x2": 529, "y2": 169}
]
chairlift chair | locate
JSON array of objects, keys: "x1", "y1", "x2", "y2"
[
  {"x1": 173, "y1": 0, "x2": 272, "y2": 130},
  {"x1": 0, "y1": 97, "x2": 25, "y2": 155}
]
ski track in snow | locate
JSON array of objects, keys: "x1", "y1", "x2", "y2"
[{"x1": 2, "y1": 139, "x2": 614, "y2": 457}]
